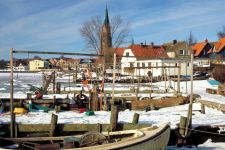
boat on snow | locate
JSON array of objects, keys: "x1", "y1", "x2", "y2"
[
  {"x1": 0, "y1": 124, "x2": 170, "y2": 150},
  {"x1": 207, "y1": 78, "x2": 220, "y2": 86}
]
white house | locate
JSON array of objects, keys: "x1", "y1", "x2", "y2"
[
  {"x1": 15, "y1": 63, "x2": 28, "y2": 71},
  {"x1": 120, "y1": 44, "x2": 191, "y2": 77}
]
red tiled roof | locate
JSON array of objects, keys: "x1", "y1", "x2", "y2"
[
  {"x1": 192, "y1": 40, "x2": 208, "y2": 57},
  {"x1": 114, "y1": 48, "x2": 125, "y2": 57},
  {"x1": 214, "y1": 38, "x2": 225, "y2": 53},
  {"x1": 128, "y1": 44, "x2": 168, "y2": 60}
]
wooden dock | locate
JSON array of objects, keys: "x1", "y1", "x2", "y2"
[
  {"x1": 0, "y1": 123, "x2": 150, "y2": 137},
  {"x1": 197, "y1": 99, "x2": 225, "y2": 113}
]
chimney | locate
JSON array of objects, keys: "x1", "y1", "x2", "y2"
[
  {"x1": 205, "y1": 39, "x2": 208, "y2": 43},
  {"x1": 140, "y1": 42, "x2": 143, "y2": 46},
  {"x1": 173, "y1": 39, "x2": 177, "y2": 45},
  {"x1": 151, "y1": 42, "x2": 154, "y2": 46}
]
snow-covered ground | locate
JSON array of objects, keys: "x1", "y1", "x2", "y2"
[
  {"x1": 1, "y1": 103, "x2": 225, "y2": 129},
  {"x1": 0, "y1": 73, "x2": 225, "y2": 149},
  {"x1": 166, "y1": 139, "x2": 225, "y2": 150}
]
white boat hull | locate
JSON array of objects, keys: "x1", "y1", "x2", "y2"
[{"x1": 74, "y1": 124, "x2": 170, "y2": 150}]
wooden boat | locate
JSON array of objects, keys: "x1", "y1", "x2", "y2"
[
  {"x1": 0, "y1": 124, "x2": 170, "y2": 150},
  {"x1": 131, "y1": 96, "x2": 188, "y2": 110},
  {"x1": 207, "y1": 79, "x2": 220, "y2": 86}
]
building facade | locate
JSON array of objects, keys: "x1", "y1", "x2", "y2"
[{"x1": 29, "y1": 59, "x2": 49, "y2": 71}]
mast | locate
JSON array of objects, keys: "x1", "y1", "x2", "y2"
[
  {"x1": 185, "y1": 52, "x2": 194, "y2": 137},
  {"x1": 10, "y1": 48, "x2": 15, "y2": 138}
]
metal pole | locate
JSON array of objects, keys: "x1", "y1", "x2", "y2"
[
  {"x1": 150, "y1": 67, "x2": 153, "y2": 99},
  {"x1": 186, "y1": 62, "x2": 188, "y2": 94},
  {"x1": 177, "y1": 62, "x2": 181, "y2": 94},
  {"x1": 10, "y1": 48, "x2": 15, "y2": 138},
  {"x1": 185, "y1": 53, "x2": 194, "y2": 137}
]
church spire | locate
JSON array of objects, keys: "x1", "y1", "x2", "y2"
[
  {"x1": 131, "y1": 37, "x2": 135, "y2": 45},
  {"x1": 104, "y1": 5, "x2": 110, "y2": 26},
  {"x1": 100, "y1": 5, "x2": 112, "y2": 67}
]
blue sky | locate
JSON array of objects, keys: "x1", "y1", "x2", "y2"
[{"x1": 1, "y1": 0, "x2": 225, "y2": 60}]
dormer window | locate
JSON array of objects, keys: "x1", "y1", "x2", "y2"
[
  {"x1": 126, "y1": 52, "x2": 129, "y2": 57},
  {"x1": 179, "y1": 49, "x2": 185, "y2": 55}
]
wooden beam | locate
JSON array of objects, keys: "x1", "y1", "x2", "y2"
[
  {"x1": 2, "y1": 123, "x2": 150, "y2": 133},
  {"x1": 12, "y1": 50, "x2": 103, "y2": 57}
]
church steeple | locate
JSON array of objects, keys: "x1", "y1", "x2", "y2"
[
  {"x1": 100, "y1": 5, "x2": 112, "y2": 57},
  {"x1": 104, "y1": 6, "x2": 109, "y2": 26}
]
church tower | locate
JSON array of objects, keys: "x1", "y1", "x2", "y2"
[{"x1": 100, "y1": 6, "x2": 112, "y2": 59}]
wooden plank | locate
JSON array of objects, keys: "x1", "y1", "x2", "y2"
[{"x1": 131, "y1": 96, "x2": 187, "y2": 110}]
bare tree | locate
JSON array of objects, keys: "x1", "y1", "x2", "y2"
[
  {"x1": 217, "y1": 26, "x2": 225, "y2": 38},
  {"x1": 0, "y1": 59, "x2": 7, "y2": 69},
  {"x1": 79, "y1": 15, "x2": 130, "y2": 54}
]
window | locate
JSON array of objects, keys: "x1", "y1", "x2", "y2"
[
  {"x1": 179, "y1": 49, "x2": 185, "y2": 55},
  {"x1": 137, "y1": 63, "x2": 140, "y2": 67},
  {"x1": 148, "y1": 62, "x2": 151, "y2": 67},
  {"x1": 142, "y1": 63, "x2": 145, "y2": 68},
  {"x1": 126, "y1": 52, "x2": 129, "y2": 57},
  {"x1": 130, "y1": 62, "x2": 133, "y2": 67}
]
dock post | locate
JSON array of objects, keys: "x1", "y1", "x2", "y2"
[
  {"x1": 14, "y1": 123, "x2": 18, "y2": 138},
  {"x1": 100, "y1": 92, "x2": 103, "y2": 111},
  {"x1": 179, "y1": 116, "x2": 187, "y2": 137},
  {"x1": 55, "y1": 106, "x2": 61, "y2": 113},
  {"x1": 103, "y1": 92, "x2": 107, "y2": 111},
  {"x1": 177, "y1": 116, "x2": 187, "y2": 146},
  {"x1": 200, "y1": 104, "x2": 205, "y2": 114},
  {"x1": 50, "y1": 113, "x2": 58, "y2": 137},
  {"x1": 150, "y1": 103, "x2": 155, "y2": 110},
  {"x1": 110, "y1": 105, "x2": 118, "y2": 131},
  {"x1": 88, "y1": 90, "x2": 92, "y2": 110},
  {"x1": 132, "y1": 113, "x2": 139, "y2": 124},
  {"x1": 56, "y1": 82, "x2": 61, "y2": 94},
  {"x1": 135, "y1": 88, "x2": 139, "y2": 100},
  {"x1": 90, "y1": 90, "x2": 98, "y2": 111},
  {"x1": 53, "y1": 95, "x2": 56, "y2": 106},
  {"x1": 27, "y1": 93, "x2": 32, "y2": 100},
  {"x1": 53, "y1": 71, "x2": 56, "y2": 94}
]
